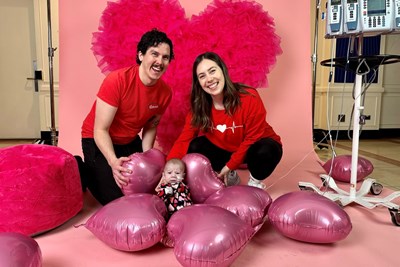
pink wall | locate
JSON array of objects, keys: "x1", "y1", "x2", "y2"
[{"x1": 58, "y1": 0, "x2": 312, "y2": 166}]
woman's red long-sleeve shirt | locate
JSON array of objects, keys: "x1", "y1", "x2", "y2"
[{"x1": 167, "y1": 88, "x2": 281, "y2": 170}]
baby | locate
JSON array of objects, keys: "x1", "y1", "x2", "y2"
[{"x1": 156, "y1": 158, "x2": 192, "y2": 218}]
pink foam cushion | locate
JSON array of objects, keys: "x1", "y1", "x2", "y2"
[{"x1": 0, "y1": 144, "x2": 83, "y2": 236}]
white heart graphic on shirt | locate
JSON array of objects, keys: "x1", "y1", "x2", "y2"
[{"x1": 216, "y1": 124, "x2": 227, "y2": 133}]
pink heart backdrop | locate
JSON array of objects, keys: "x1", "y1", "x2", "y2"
[{"x1": 90, "y1": 0, "x2": 282, "y2": 152}]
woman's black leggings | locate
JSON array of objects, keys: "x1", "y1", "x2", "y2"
[
  {"x1": 187, "y1": 136, "x2": 283, "y2": 181},
  {"x1": 81, "y1": 137, "x2": 142, "y2": 205}
]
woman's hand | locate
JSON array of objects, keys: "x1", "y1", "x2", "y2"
[
  {"x1": 110, "y1": 156, "x2": 131, "y2": 188},
  {"x1": 217, "y1": 165, "x2": 231, "y2": 185}
]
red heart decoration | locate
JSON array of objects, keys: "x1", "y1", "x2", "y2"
[{"x1": 91, "y1": 0, "x2": 282, "y2": 152}]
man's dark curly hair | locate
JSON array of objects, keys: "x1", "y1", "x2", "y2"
[{"x1": 136, "y1": 29, "x2": 174, "y2": 64}]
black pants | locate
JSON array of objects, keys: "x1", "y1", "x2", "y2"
[
  {"x1": 81, "y1": 137, "x2": 142, "y2": 205},
  {"x1": 187, "y1": 136, "x2": 283, "y2": 181}
]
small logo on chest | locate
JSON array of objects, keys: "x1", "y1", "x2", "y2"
[
  {"x1": 214, "y1": 122, "x2": 243, "y2": 133},
  {"x1": 149, "y1": 104, "x2": 159, "y2": 110}
]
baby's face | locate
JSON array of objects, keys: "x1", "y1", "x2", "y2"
[{"x1": 163, "y1": 163, "x2": 185, "y2": 183}]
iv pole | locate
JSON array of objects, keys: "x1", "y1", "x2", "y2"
[
  {"x1": 299, "y1": 33, "x2": 400, "y2": 225},
  {"x1": 311, "y1": 0, "x2": 328, "y2": 148},
  {"x1": 311, "y1": 0, "x2": 321, "y2": 128},
  {"x1": 46, "y1": 0, "x2": 57, "y2": 146}
]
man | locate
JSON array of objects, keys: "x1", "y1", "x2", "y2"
[{"x1": 80, "y1": 29, "x2": 174, "y2": 205}]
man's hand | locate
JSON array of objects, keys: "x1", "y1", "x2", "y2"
[{"x1": 110, "y1": 156, "x2": 131, "y2": 188}]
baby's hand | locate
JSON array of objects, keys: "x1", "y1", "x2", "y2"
[{"x1": 155, "y1": 177, "x2": 167, "y2": 192}]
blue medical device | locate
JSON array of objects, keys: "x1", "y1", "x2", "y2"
[
  {"x1": 327, "y1": 0, "x2": 344, "y2": 36},
  {"x1": 394, "y1": 0, "x2": 400, "y2": 30},
  {"x1": 344, "y1": 0, "x2": 361, "y2": 33}
]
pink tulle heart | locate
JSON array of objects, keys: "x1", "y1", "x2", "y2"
[
  {"x1": 91, "y1": 0, "x2": 282, "y2": 152},
  {"x1": 121, "y1": 148, "x2": 166, "y2": 195},
  {"x1": 182, "y1": 153, "x2": 225, "y2": 203}
]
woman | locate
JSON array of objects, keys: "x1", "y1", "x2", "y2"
[{"x1": 167, "y1": 52, "x2": 282, "y2": 189}]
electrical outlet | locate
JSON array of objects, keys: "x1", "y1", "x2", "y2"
[
  {"x1": 360, "y1": 115, "x2": 371, "y2": 125},
  {"x1": 338, "y1": 114, "x2": 345, "y2": 122}
]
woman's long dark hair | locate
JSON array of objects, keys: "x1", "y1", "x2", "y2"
[{"x1": 190, "y1": 52, "x2": 250, "y2": 131}]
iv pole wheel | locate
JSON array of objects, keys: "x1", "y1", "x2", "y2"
[
  {"x1": 388, "y1": 208, "x2": 400, "y2": 227},
  {"x1": 369, "y1": 182, "x2": 383, "y2": 195}
]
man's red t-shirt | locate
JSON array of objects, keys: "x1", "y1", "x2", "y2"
[{"x1": 81, "y1": 65, "x2": 172, "y2": 145}]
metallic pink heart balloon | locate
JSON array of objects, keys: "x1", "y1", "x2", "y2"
[
  {"x1": 85, "y1": 193, "x2": 167, "y2": 251},
  {"x1": 121, "y1": 148, "x2": 166, "y2": 195},
  {"x1": 205, "y1": 185, "x2": 272, "y2": 230},
  {"x1": 0, "y1": 232, "x2": 42, "y2": 267},
  {"x1": 182, "y1": 153, "x2": 225, "y2": 203},
  {"x1": 268, "y1": 191, "x2": 352, "y2": 243},
  {"x1": 322, "y1": 155, "x2": 374, "y2": 182},
  {"x1": 167, "y1": 205, "x2": 254, "y2": 267}
]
